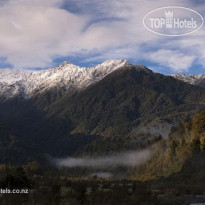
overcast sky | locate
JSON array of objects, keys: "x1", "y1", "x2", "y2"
[{"x1": 0, "y1": 0, "x2": 204, "y2": 74}]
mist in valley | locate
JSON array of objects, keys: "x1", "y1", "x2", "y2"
[{"x1": 53, "y1": 149, "x2": 151, "y2": 169}]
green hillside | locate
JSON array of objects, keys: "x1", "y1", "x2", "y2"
[
  {"x1": 132, "y1": 110, "x2": 205, "y2": 183},
  {"x1": 0, "y1": 65, "x2": 205, "y2": 163}
]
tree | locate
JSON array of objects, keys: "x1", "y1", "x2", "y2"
[
  {"x1": 170, "y1": 139, "x2": 178, "y2": 157},
  {"x1": 190, "y1": 137, "x2": 201, "y2": 154}
]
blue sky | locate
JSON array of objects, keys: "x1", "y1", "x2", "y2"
[{"x1": 0, "y1": 0, "x2": 204, "y2": 75}]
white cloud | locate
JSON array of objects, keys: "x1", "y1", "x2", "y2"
[
  {"x1": 0, "y1": 0, "x2": 204, "y2": 72},
  {"x1": 148, "y1": 49, "x2": 196, "y2": 72},
  {"x1": 0, "y1": 0, "x2": 88, "y2": 68}
]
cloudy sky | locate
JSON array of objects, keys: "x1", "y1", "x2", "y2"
[{"x1": 0, "y1": 0, "x2": 204, "y2": 74}]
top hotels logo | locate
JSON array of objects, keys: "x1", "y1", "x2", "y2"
[{"x1": 143, "y1": 6, "x2": 204, "y2": 36}]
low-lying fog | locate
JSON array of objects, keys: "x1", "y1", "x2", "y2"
[{"x1": 52, "y1": 149, "x2": 151, "y2": 168}]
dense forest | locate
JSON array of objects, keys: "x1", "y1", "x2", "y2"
[{"x1": 1, "y1": 111, "x2": 205, "y2": 204}]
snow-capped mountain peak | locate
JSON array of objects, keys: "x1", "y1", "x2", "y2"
[
  {"x1": 172, "y1": 73, "x2": 205, "y2": 87},
  {"x1": 0, "y1": 59, "x2": 128, "y2": 100},
  {"x1": 0, "y1": 69, "x2": 24, "y2": 84}
]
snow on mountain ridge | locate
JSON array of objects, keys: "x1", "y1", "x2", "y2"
[
  {"x1": 0, "y1": 59, "x2": 128, "y2": 100},
  {"x1": 172, "y1": 73, "x2": 205, "y2": 85}
]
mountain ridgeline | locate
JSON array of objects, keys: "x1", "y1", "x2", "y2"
[{"x1": 0, "y1": 61, "x2": 205, "y2": 165}]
